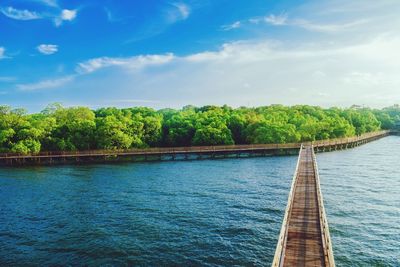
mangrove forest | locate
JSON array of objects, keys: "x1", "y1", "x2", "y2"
[{"x1": 0, "y1": 104, "x2": 399, "y2": 154}]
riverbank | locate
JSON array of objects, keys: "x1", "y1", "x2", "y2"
[{"x1": 0, "y1": 130, "x2": 392, "y2": 167}]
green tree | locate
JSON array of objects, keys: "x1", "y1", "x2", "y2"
[{"x1": 0, "y1": 103, "x2": 396, "y2": 154}]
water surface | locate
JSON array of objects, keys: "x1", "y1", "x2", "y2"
[
  {"x1": 0, "y1": 137, "x2": 399, "y2": 266},
  {"x1": 318, "y1": 136, "x2": 400, "y2": 266}
]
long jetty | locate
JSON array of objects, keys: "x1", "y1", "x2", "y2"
[
  {"x1": 272, "y1": 145, "x2": 334, "y2": 267},
  {"x1": 0, "y1": 130, "x2": 390, "y2": 166}
]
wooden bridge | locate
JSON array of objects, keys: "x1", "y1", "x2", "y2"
[
  {"x1": 0, "y1": 130, "x2": 390, "y2": 166},
  {"x1": 272, "y1": 145, "x2": 334, "y2": 267}
]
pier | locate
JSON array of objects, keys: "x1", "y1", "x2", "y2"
[
  {"x1": 272, "y1": 145, "x2": 334, "y2": 267},
  {"x1": 0, "y1": 130, "x2": 390, "y2": 166}
]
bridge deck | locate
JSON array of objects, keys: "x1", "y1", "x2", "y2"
[
  {"x1": 272, "y1": 145, "x2": 335, "y2": 267},
  {"x1": 0, "y1": 131, "x2": 389, "y2": 166}
]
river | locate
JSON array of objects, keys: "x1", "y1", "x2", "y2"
[{"x1": 0, "y1": 136, "x2": 398, "y2": 266}]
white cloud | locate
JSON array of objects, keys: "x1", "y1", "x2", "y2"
[
  {"x1": 305, "y1": 0, "x2": 398, "y2": 16},
  {"x1": 17, "y1": 34, "x2": 400, "y2": 107},
  {"x1": 77, "y1": 53, "x2": 175, "y2": 74},
  {"x1": 37, "y1": 0, "x2": 58, "y2": 7},
  {"x1": 61, "y1": 9, "x2": 76, "y2": 20},
  {"x1": 29, "y1": 0, "x2": 58, "y2": 7},
  {"x1": 316, "y1": 92, "x2": 330, "y2": 97},
  {"x1": 37, "y1": 44, "x2": 58, "y2": 55},
  {"x1": 172, "y1": 3, "x2": 190, "y2": 20},
  {"x1": 182, "y1": 36, "x2": 400, "y2": 106},
  {"x1": 165, "y1": 2, "x2": 190, "y2": 23},
  {"x1": 312, "y1": 70, "x2": 327, "y2": 79},
  {"x1": 221, "y1": 21, "x2": 241, "y2": 31},
  {"x1": 0, "y1": 6, "x2": 41, "y2": 20},
  {"x1": 109, "y1": 99, "x2": 161, "y2": 104},
  {"x1": 0, "y1": 47, "x2": 4, "y2": 59},
  {"x1": 0, "y1": 76, "x2": 16, "y2": 82},
  {"x1": 104, "y1": 7, "x2": 116, "y2": 22},
  {"x1": 54, "y1": 9, "x2": 77, "y2": 26},
  {"x1": 260, "y1": 13, "x2": 368, "y2": 33},
  {"x1": 248, "y1": 18, "x2": 262, "y2": 24},
  {"x1": 292, "y1": 18, "x2": 369, "y2": 33},
  {"x1": 265, "y1": 14, "x2": 288, "y2": 25},
  {"x1": 185, "y1": 41, "x2": 281, "y2": 63},
  {"x1": 0, "y1": 5, "x2": 78, "y2": 27},
  {"x1": 124, "y1": 2, "x2": 190, "y2": 43},
  {"x1": 184, "y1": 36, "x2": 400, "y2": 66},
  {"x1": 342, "y1": 72, "x2": 388, "y2": 86},
  {"x1": 12, "y1": 0, "x2": 400, "y2": 108},
  {"x1": 17, "y1": 76, "x2": 74, "y2": 91},
  {"x1": 102, "y1": 36, "x2": 400, "y2": 107},
  {"x1": 15, "y1": 53, "x2": 175, "y2": 92}
]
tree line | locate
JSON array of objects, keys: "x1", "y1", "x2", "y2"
[{"x1": 0, "y1": 103, "x2": 399, "y2": 154}]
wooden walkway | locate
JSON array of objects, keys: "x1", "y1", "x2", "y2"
[
  {"x1": 272, "y1": 145, "x2": 335, "y2": 267},
  {"x1": 0, "y1": 130, "x2": 390, "y2": 166}
]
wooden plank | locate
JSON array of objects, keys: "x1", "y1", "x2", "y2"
[{"x1": 272, "y1": 145, "x2": 335, "y2": 267}]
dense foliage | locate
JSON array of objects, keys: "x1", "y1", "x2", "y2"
[{"x1": 0, "y1": 104, "x2": 399, "y2": 154}]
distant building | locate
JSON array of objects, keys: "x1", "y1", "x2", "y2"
[{"x1": 350, "y1": 104, "x2": 363, "y2": 110}]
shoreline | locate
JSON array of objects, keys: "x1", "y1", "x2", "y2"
[{"x1": 0, "y1": 130, "x2": 393, "y2": 167}]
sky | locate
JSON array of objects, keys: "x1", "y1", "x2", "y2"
[{"x1": 1, "y1": 0, "x2": 400, "y2": 111}]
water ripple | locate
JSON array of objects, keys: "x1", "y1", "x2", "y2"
[{"x1": 0, "y1": 137, "x2": 399, "y2": 266}]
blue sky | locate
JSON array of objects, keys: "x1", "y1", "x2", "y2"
[{"x1": 1, "y1": 0, "x2": 400, "y2": 111}]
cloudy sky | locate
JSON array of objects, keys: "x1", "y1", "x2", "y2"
[{"x1": 1, "y1": 0, "x2": 400, "y2": 111}]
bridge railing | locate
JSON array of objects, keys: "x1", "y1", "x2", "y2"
[
  {"x1": 0, "y1": 130, "x2": 390, "y2": 159},
  {"x1": 312, "y1": 130, "x2": 389, "y2": 148},
  {"x1": 271, "y1": 145, "x2": 304, "y2": 267},
  {"x1": 312, "y1": 146, "x2": 335, "y2": 267},
  {"x1": 0, "y1": 143, "x2": 301, "y2": 159}
]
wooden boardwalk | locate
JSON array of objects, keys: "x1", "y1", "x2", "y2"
[
  {"x1": 272, "y1": 145, "x2": 335, "y2": 267},
  {"x1": 0, "y1": 130, "x2": 390, "y2": 166}
]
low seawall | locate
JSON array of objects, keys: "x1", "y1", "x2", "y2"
[{"x1": 0, "y1": 130, "x2": 391, "y2": 166}]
